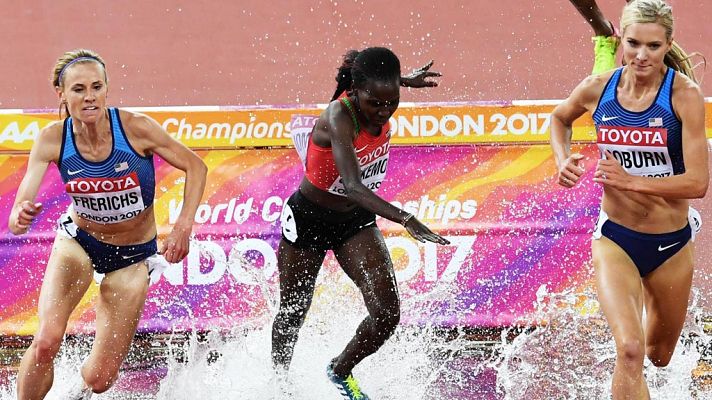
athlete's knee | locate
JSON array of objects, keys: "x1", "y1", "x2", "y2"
[
  {"x1": 33, "y1": 331, "x2": 64, "y2": 363},
  {"x1": 617, "y1": 338, "x2": 645, "y2": 365},
  {"x1": 646, "y1": 344, "x2": 674, "y2": 367},
  {"x1": 84, "y1": 370, "x2": 118, "y2": 394},
  {"x1": 648, "y1": 355, "x2": 672, "y2": 368}
]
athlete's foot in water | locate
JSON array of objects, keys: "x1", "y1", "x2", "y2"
[
  {"x1": 272, "y1": 369, "x2": 295, "y2": 400},
  {"x1": 65, "y1": 373, "x2": 93, "y2": 400},
  {"x1": 326, "y1": 360, "x2": 371, "y2": 400}
]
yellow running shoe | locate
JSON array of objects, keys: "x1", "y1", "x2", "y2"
[{"x1": 592, "y1": 35, "x2": 620, "y2": 74}]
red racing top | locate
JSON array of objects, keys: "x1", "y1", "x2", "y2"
[{"x1": 305, "y1": 98, "x2": 392, "y2": 196}]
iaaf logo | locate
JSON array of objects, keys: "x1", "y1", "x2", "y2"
[
  {"x1": 598, "y1": 125, "x2": 667, "y2": 146},
  {"x1": 66, "y1": 172, "x2": 139, "y2": 193}
]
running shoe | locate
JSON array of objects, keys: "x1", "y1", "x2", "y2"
[
  {"x1": 326, "y1": 362, "x2": 371, "y2": 400},
  {"x1": 591, "y1": 34, "x2": 619, "y2": 74}
]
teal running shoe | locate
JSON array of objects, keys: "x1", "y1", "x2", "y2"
[{"x1": 326, "y1": 362, "x2": 371, "y2": 400}]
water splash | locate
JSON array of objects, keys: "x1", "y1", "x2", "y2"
[
  {"x1": 153, "y1": 273, "x2": 490, "y2": 400},
  {"x1": 0, "y1": 337, "x2": 100, "y2": 400},
  {"x1": 2, "y1": 268, "x2": 708, "y2": 399},
  {"x1": 493, "y1": 285, "x2": 711, "y2": 399}
]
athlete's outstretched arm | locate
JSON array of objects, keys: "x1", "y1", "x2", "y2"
[
  {"x1": 550, "y1": 75, "x2": 603, "y2": 188},
  {"x1": 400, "y1": 60, "x2": 441, "y2": 88},
  {"x1": 593, "y1": 80, "x2": 708, "y2": 198},
  {"x1": 123, "y1": 111, "x2": 208, "y2": 262},
  {"x1": 8, "y1": 124, "x2": 62, "y2": 235},
  {"x1": 569, "y1": 0, "x2": 615, "y2": 36},
  {"x1": 322, "y1": 103, "x2": 448, "y2": 245}
]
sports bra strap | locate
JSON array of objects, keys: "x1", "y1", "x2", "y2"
[{"x1": 339, "y1": 97, "x2": 360, "y2": 134}]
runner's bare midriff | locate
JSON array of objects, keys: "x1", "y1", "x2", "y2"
[
  {"x1": 71, "y1": 205, "x2": 157, "y2": 245},
  {"x1": 299, "y1": 178, "x2": 359, "y2": 213},
  {"x1": 601, "y1": 188, "x2": 689, "y2": 233}
]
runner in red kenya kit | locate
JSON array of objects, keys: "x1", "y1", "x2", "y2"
[{"x1": 271, "y1": 47, "x2": 449, "y2": 400}]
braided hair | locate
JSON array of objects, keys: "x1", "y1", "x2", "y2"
[{"x1": 331, "y1": 47, "x2": 401, "y2": 101}]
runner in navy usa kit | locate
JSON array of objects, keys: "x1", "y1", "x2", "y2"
[
  {"x1": 8, "y1": 49, "x2": 207, "y2": 399},
  {"x1": 550, "y1": 1, "x2": 708, "y2": 398}
]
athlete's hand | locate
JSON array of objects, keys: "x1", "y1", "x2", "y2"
[
  {"x1": 11, "y1": 201, "x2": 43, "y2": 234},
  {"x1": 400, "y1": 60, "x2": 441, "y2": 88},
  {"x1": 404, "y1": 217, "x2": 450, "y2": 245},
  {"x1": 593, "y1": 150, "x2": 632, "y2": 190},
  {"x1": 161, "y1": 221, "x2": 191, "y2": 263},
  {"x1": 557, "y1": 153, "x2": 586, "y2": 188}
]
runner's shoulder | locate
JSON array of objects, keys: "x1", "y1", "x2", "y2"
[
  {"x1": 672, "y1": 71, "x2": 703, "y2": 104},
  {"x1": 36, "y1": 120, "x2": 64, "y2": 145},
  {"x1": 571, "y1": 70, "x2": 614, "y2": 107}
]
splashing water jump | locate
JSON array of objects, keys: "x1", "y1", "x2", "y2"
[{"x1": 1, "y1": 1, "x2": 711, "y2": 399}]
